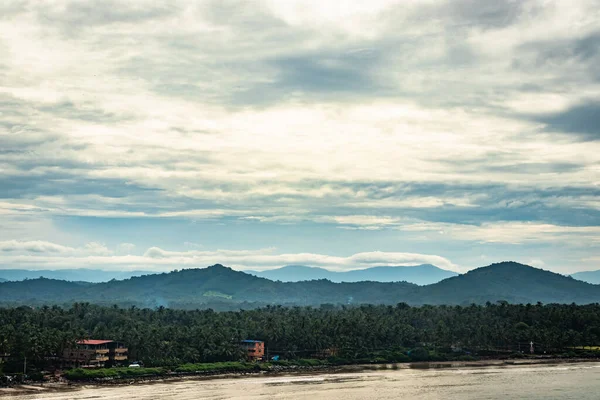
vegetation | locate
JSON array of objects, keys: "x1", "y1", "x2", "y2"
[
  {"x1": 61, "y1": 362, "x2": 269, "y2": 381},
  {"x1": 174, "y1": 361, "x2": 261, "y2": 374},
  {"x1": 59, "y1": 360, "x2": 329, "y2": 382},
  {"x1": 64, "y1": 367, "x2": 167, "y2": 381},
  {"x1": 1, "y1": 301, "x2": 600, "y2": 376},
  {"x1": 203, "y1": 291, "x2": 233, "y2": 300},
  {"x1": 1, "y1": 262, "x2": 600, "y2": 309}
]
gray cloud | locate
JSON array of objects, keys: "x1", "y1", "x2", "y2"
[
  {"x1": 407, "y1": 0, "x2": 527, "y2": 30},
  {"x1": 36, "y1": 0, "x2": 179, "y2": 30},
  {"x1": 0, "y1": 173, "x2": 162, "y2": 200},
  {"x1": 37, "y1": 101, "x2": 135, "y2": 123},
  {"x1": 511, "y1": 31, "x2": 600, "y2": 92},
  {"x1": 0, "y1": 240, "x2": 74, "y2": 253},
  {"x1": 448, "y1": 0, "x2": 524, "y2": 28},
  {"x1": 533, "y1": 102, "x2": 600, "y2": 141},
  {"x1": 230, "y1": 48, "x2": 389, "y2": 106},
  {"x1": 337, "y1": 182, "x2": 600, "y2": 227},
  {"x1": 0, "y1": 0, "x2": 27, "y2": 20},
  {"x1": 520, "y1": 32, "x2": 600, "y2": 68}
]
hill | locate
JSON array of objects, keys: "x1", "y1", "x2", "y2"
[
  {"x1": 248, "y1": 264, "x2": 458, "y2": 285},
  {"x1": 1, "y1": 262, "x2": 599, "y2": 308},
  {"x1": 0, "y1": 269, "x2": 154, "y2": 283},
  {"x1": 571, "y1": 270, "x2": 600, "y2": 285},
  {"x1": 420, "y1": 262, "x2": 600, "y2": 304},
  {"x1": 0, "y1": 265, "x2": 419, "y2": 308}
]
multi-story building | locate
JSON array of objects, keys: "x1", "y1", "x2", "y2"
[
  {"x1": 62, "y1": 340, "x2": 128, "y2": 368},
  {"x1": 240, "y1": 340, "x2": 265, "y2": 360}
]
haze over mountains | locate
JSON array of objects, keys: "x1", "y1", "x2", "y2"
[
  {"x1": 1, "y1": 262, "x2": 599, "y2": 309},
  {"x1": 0, "y1": 269, "x2": 154, "y2": 283},
  {"x1": 0, "y1": 265, "x2": 457, "y2": 285},
  {"x1": 570, "y1": 271, "x2": 600, "y2": 285},
  {"x1": 248, "y1": 264, "x2": 458, "y2": 285}
]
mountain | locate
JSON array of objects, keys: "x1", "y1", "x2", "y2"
[
  {"x1": 1, "y1": 262, "x2": 599, "y2": 308},
  {"x1": 248, "y1": 265, "x2": 335, "y2": 282},
  {"x1": 0, "y1": 269, "x2": 154, "y2": 283},
  {"x1": 423, "y1": 262, "x2": 600, "y2": 304},
  {"x1": 248, "y1": 264, "x2": 458, "y2": 285},
  {"x1": 571, "y1": 270, "x2": 600, "y2": 285},
  {"x1": 0, "y1": 265, "x2": 419, "y2": 308}
]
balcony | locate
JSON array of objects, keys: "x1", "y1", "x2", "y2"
[
  {"x1": 95, "y1": 349, "x2": 110, "y2": 354},
  {"x1": 114, "y1": 348, "x2": 128, "y2": 353},
  {"x1": 114, "y1": 355, "x2": 128, "y2": 361}
]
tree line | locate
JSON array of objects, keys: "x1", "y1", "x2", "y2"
[{"x1": 1, "y1": 302, "x2": 599, "y2": 372}]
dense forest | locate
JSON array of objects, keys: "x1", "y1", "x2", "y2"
[
  {"x1": 1, "y1": 262, "x2": 600, "y2": 308},
  {"x1": 1, "y1": 302, "x2": 600, "y2": 374}
]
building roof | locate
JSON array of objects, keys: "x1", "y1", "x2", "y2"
[
  {"x1": 241, "y1": 340, "x2": 263, "y2": 343},
  {"x1": 77, "y1": 340, "x2": 114, "y2": 345}
]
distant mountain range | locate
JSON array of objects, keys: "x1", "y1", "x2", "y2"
[
  {"x1": 1, "y1": 262, "x2": 599, "y2": 309},
  {"x1": 248, "y1": 264, "x2": 458, "y2": 285},
  {"x1": 1, "y1": 265, "x2": 596, "y2": 287},
  {"x1": 0, "y1": 269, "x2": 154, "y2": 283},
  {"x1": 571, "y1": 270, "x2": 600, "y2": 285}
]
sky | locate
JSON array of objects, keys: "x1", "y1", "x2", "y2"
[{"x1": 1, "y1": 0, "x2": 599, "y2": 275}]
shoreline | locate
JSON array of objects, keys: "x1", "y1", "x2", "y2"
[{"x1": 2, "y1": 357, "x2": 599, "y2": 397}]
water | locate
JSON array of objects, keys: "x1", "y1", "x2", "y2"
[{"x1": 6, "y1": 362, "x2": 600, "y2": 399}]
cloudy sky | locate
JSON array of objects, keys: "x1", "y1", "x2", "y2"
[{"x1": 1, "y1": 0, "x2": 599, "y2": 274}]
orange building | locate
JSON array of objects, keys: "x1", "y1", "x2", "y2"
[
  {"x1": 63, "y1": 340, "x2": 128, "y2": 368},
  {"x1": 240, "y1": 340, "x2": 265, "y2": 360}
]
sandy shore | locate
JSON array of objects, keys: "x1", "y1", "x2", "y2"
[{"x1": 2, "y1": 357, "x2": 598, "y2": 397}]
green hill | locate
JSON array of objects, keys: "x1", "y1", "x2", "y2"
[
  {"x1": 1, "y1": 262, "x2": 598, "y2": 308},
  {"x1": 418, "y1": 261, "x2": 600, "y2": 304}
]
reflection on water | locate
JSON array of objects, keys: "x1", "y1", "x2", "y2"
[{"x1": 8, "y1": 362, "x2": 600, "y2": 400}]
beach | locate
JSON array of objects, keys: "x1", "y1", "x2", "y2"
[{"x1": 3, "y1": 360, "x2": 600, "y2": 399}]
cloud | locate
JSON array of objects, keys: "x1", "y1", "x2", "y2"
[
  {"x1": 0, "y1": 240, "x2": 113, "y2": 256},
  {"x1": 527, "y1": 258, "x2": 546, "y2": 268},
  {"x1": 0, "y1": 0, "x2": 26, "y2": 19},
  {"x1": 83, "y1": 242, "x2": 112, "y2": 256},
  {"x1": 396, "y1": 221, "x2": 600, "y2": 245},
  {"x1": 1, "y1": 0, "x2": 599, "y2": 273},
  {"x1": 533, "y1": 102, "x2": 600, "y2": 141},
  {"x1": 230, "y1": 49, "x2": 389, "y2": 106},
  {"x1": 143, "y1": 246, "x2": 168, "y2": 258},
  {"x1": 0, "y1": 240, "x2": 75, "y2": 254},
  {"x1": 445, "y1": 0, "x2": 525, "y2": 29},
  {"x1": 37, "y1": 0, "x2": 178, "y2": 30},
  {"x1": 0, "y1": 242, "x2": 457, "y2": 272},
  {"x1": 116, "y1": 242, "x2": 136, "y2": 255}
]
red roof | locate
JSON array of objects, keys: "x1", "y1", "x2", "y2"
[{"x1": 77, "y1": 340, "x2": 114, "y2": 345}]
